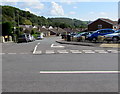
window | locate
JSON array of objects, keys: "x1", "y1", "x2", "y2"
[
  {"x1": 98, "y1": 24, "x2": 102, "y2": 29},
  {"x1": 99, "y1": 30, "x2": 105, "y2": 33}
]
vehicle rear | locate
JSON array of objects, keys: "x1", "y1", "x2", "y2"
[{"x1": 17, "y1": 34, "x2": 29, "y2": 43}]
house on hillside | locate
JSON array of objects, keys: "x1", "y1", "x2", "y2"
[
  {"x1": 49, "y1": 27, "x2": 67, "y2": 36},
  {"x1": 64, "y1": 28, "x2": 79, "y2": 33},
  {"x1": 39, "y1": 26, "x2": 50, "y2": 37},
  {"x1": 19, "y1": 25, "x2": 33, "y2": 34},
  {"x1": 88, "y1": 18, "x2": 118, "y2": 31}
]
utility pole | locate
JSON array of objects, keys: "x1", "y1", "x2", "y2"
[{"x1": 13, "y1": 10, "x2": 16, "y2": 42}]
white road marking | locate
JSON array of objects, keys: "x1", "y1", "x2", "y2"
[
  {"x1": 70, "y1": 50, "x2": 82, "y2": 54},
  {"x1": 82, "y1": 50, "x2": 95, "y2": 53},
  {"x1": 107, "y1": 50, "x2": 118, "y2": 52},
  {"x1": 33, "y1": 43, "x2": 40, "y2": 54},
  {"x1": 7, "y1": 53, "x2": 17, "y2": 54},
  {"x1": 51, "y1": 44, "x2": 64, "y2": 48},
  {"x1": 95, "y1": 50, "x2": 106, "y2": 52},
  {"x1": 95, "y1": 50, "x2": 108, "y2": 53},
  {"x1": 107, "y1": 50, "x2": 119, "y2": 53},
  {"x1": 46, "y1": 50, "x2": 55, "y2": 54},
  {"x1": 0, "y1": 53, "x2": 5, "y2": 55},
  {"x1": 34, "y1": 51, "x2": 42, "y2": 54},
  {"x1": 18, "y1": 53, "x2": 28, "y2": 54},
  {"x1": 40, "y1": 70, "x2": 120, "y2": 74},
  {"x1": 82, "y1": 50, "x2": 93, "y2": 52},
  {"x1": 84, "y1": 51, "x2": 95, "y2": 53},
  {"x1": 57, "y1": 50, "x2": 69, "y2": 54},
  {"x1": 97, "y1": 51, "x2": 108, "y2": 53},
  {"x1": 32, "y1": 49, "x2": 119, "y2": 55},
  {"x1": 111, "y1": 51, "x2": 119, "y2": 53}
]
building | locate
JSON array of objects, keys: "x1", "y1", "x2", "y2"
[
  {"x1": 88, "y1": 18, "x2": 118, "y2": 31},
  {"x1": 49, "y1": 27, "x2": 67, "y2": 36}
]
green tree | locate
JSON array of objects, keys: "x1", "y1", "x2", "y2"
[
  {"x1": 2, "y1": 22, "x2": 13, "y2": 36},
  {"x1": 23, "y1": 19, "x2": 32, "y2": 25}
]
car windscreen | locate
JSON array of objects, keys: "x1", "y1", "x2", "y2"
[{"x1": 18, "y1": 35, "x2": 25, "y2": 38}]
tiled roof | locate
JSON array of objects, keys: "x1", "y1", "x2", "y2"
[
  {"x1": 100, "y1": 18, "x2": 117, "y2": 25},
  {"x1": 49, "y1": 27, "x2": 67, "y2": 33},
  {"x1": 39, "y1": 27, "x2": 49, "y2": 33},
  {"x1": 88, "y1": 18, "x2": 118, "y2": 25}
]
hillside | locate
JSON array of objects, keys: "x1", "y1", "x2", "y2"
[{"x1": 2, "y1": 5, "x2": 88, "y2": 28}]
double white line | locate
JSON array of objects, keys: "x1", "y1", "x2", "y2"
[{"x1": 40, "y1": 70, "x2": 120, "y2": 74}]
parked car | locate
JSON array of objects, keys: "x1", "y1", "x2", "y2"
[
  {"x1": 70, "y1": 32, "x2": 77, "y2": 37},
  {"x1": 104, "y1": 29, "x2": 120, "y2": 42},
  {"x1": 72, "y1": 32, "x2": 91, "y2": 41},
  {"x1": 17, "y1": 34, "x2": 29, "y2": 43},
  {"x1": 26, "y1": 34, "x2": 35, "y2": 42},
  {"x1": 87, "y1": 29, "x2": 116, "y2": 41},
  {"x1": 36, "y1": 35, "x2": 43, "y2": 40}
]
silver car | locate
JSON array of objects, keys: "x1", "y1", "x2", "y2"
[{"x1": 104, "y1": 30, "x2": 120, "y2": 42}]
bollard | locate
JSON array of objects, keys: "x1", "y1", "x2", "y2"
[
  {"x1": 9, "y1": 36, "x2": 13, "y2": 42},
  {"x1": 2, "y1": 36, "x2": 5, "y2": 43},
  {"x1": 81, "y1": 36, "x2": 85, "y2": 42},
  {"x1": 97, "y1": 36, "x2": 105, "y2": 42}
]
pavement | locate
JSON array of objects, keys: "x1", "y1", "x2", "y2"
[{"x1": 56, "y1": 39, "x2": 120, "y2": 48}]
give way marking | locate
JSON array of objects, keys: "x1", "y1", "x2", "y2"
[{"x1": 51, "y1": 44, "x2": 64, "y2": 48}]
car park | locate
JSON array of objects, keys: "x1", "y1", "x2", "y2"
[
  {"x1": 87, "y1": 29, "x2": 116, "y2": 41},
  {"x1": 104, "y1": 29, "x2": 120, "y2": 42}
]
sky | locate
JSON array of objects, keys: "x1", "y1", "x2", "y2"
[{"x1": 1, "y1": 0, "x2": 119, "y2": 21}]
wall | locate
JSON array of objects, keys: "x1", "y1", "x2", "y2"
[{"x1": 88, "y1": 19, "x2": 113, "y2": 31}]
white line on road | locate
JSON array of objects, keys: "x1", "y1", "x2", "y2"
[
  {"x1": 107, "y1": 50, "x2": 119, "y2": 53},
  {"x1": 51, "y1": 44, "x2": 64, "y2": 48},
  {"x1": 82, "y1": 50, "x2": 95, "y2": 53},
  {"x1": 0, "y1": 53, "x2": 5, "y2": 55},
  {"x1": 7, "y1": 53, "x2": 17, "y2": 54},
  {"x1": 94, "y1": 50, "x2": 108, "y2": 53},
  {"x1": 70, "y1": 50, "x2": 82, "y2": 54},
  {"x1": 40, "y1": 70, "x2": 120, "y2": 74},
  {"x1": 84, "y1": 51, "x2": 95, "y2": 53},
  {"x1": 19, "y1": 53, "x2": 29, "y2": 54},
  {"x1": 97, "y1": 51, "x2": 108, "y2": 53},
  {"x1": 57, "y1": 50, "x2": 69, "y2": 54},
  {"x1": 46, "y1": 50, "x2": 55, "y2": 54},
  {"x1": 33, "y1": 43, "x2": 40, "y2": 54}
]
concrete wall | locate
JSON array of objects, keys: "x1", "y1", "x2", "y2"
[{"x1": 1, "y1": 36, "x2": 13, "y2": 43}]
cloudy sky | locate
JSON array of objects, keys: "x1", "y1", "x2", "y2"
[{"x1": 1, "y1": 0, "x2": 119, "y2": 21}]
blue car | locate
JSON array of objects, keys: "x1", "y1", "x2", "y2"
[{"x1": 87, "y1": 29, "x2": 116, "y2": 41}]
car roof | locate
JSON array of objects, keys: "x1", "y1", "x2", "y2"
[{"x1": 97, "y1": 28, "x2": 114, "y2": 31}]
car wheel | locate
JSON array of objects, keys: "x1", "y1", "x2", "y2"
[
  {"x1": 112, "y1": 37, "x2": 119, "y2": 43},
  {"x1": 92, "y1": 37, "x2": 97, "y2": 42}
]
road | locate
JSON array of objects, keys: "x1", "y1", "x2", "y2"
[{"x1": 2, "y1": 36, "x2": 119, "y2": 92}]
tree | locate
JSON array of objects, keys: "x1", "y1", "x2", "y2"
[
  {"x1": 2, "y1": 22, "x2": 13, "y2": 36},
  {"x1": 23, "y1": 19, "x2": 32, "y2": 25},
  {"x1": 59, "y1": 23, "x2": 68, "y2": 29}
]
